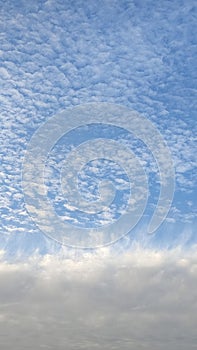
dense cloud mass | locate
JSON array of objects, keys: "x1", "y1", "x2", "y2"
[{"x1": 0, "y1": 248, "x2": 197, "y2": 350}]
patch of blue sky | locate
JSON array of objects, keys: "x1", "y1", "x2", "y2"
[{"x1": 0, "y1": 0, "x2": 196, "y2": 257}]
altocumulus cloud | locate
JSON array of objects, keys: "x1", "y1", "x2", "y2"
[{"x1": 0, "y1": 248, "x2": 197, "y2": 350}]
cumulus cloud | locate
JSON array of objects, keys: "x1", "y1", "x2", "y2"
[
  {"x1": 0, "y1": 0, "x2": 196, "y2": 251},
  {"x1": 0, "y1": 1, "x2": 196, "y2": 347},
  {"x1": 0, "y1": 248, "x2": 197, "y2": 350}
]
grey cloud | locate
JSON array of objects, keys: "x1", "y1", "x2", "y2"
[{"x1": 0, "y1": 249, "x2": 196, "y2": 350}]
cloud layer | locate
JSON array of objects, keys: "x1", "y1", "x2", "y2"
[
  {"x1": 0, "y1": 2, "x2": 196, "y2": 348},
  {"x1": 1, "y1": 0, "x2": 196, "y2": 252},
  {"x1": 0, "y1": 248, "x2": 197, "y2": 350}
]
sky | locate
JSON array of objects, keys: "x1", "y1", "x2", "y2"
[{"x1": 0, "y1": 0, "x2": 197, "y2": 349}]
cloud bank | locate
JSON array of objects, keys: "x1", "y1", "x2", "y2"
[{"x1": 0, "y1": 248, "x2": 196, "y2": 350}]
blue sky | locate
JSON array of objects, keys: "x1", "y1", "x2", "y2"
[
  {"x1": 0, "y1": 1, "x2": 197, "y2": 349},
  {"x1": 0, "y1": 0, "x2": 196, "y2": 257}
]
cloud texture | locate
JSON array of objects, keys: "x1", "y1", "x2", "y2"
[
  {"x1": 0, "y1": 1, "x2": 196, "y2": 348},
  {"x1": 0, "y1": 248, "x2": 197, "y2": 350}
]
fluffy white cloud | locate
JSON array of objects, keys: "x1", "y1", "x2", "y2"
[
  {"x1": 0, "y1": 248, "x2": 196, "y2": 350},
  {"x1": 1, "y1": 0, "x2": 196, "y2": 246}
]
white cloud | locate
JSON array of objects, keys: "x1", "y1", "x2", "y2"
[
  {"x1": 1, "y1": 0, "x2": 196, "y2": 244},
  {"x1": 0, "y1": 248, "x2": 196, "y2": 349}
]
